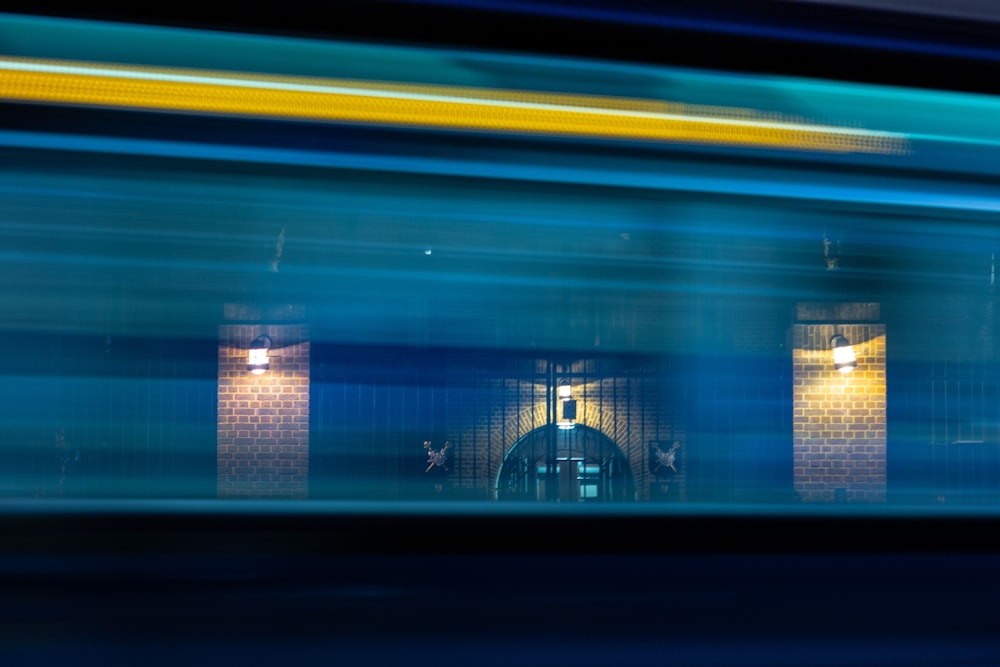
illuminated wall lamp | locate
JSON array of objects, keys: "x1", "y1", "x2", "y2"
[
  {"x1": 556, "y1": 379, "x2": 576, "y2": 428},
  {"x1": 830, "y1": 334, "x2": 857, "y2": 374},
  {"x1": 248, "y1": 335, "x2": 272, "y2": 375},
  {"x1": 558, "y1": 379, "x2": 572, "y2": 401}
]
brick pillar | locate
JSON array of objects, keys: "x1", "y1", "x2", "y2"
[
  {"x1": 792, "y1": 303, "x2": 886, "y2": 502},
  {"x1": 218, "y1": 305, "x2": 309, "y2": 499}
]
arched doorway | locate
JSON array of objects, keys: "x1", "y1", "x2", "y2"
[{"x1": 496, "y1": 424, "x2": 635, "y2": 501}]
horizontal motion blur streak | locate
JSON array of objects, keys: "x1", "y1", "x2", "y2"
[{"x1": 0, "y1": 57, "x2": 907, "y2": 154}]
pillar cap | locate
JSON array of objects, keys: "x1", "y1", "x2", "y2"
[
  {"x1": 795, "y1": 302, "x2": 880, "y2": 323},
  {"x1": 224, "y1": 303, "x2": 306, "y2": 323}
]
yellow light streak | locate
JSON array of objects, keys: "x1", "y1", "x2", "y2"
[{"x1": 0, "y1": 56, "x2": 908, "y2": 154}]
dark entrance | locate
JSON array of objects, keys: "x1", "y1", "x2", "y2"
[{"x1": 496, "y1": 424, "x2": 635, "y2": 501}]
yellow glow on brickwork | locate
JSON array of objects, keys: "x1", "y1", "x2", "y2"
[
  {"x1": 793, "y1": 327, "x2": 886, "y2": 503},
  {"x1": 217, "y1": 326, "x2": 310, "y2": 499},
  {"x1": 0, "y1": 56, "x2": 908, "y2": 154}
]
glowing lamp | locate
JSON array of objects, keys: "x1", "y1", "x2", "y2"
[
  {"x1": 248, "y1": 335, "x2": 272, "y2": 375},
  {"x1": 830, "y1": 334, "x2": 857, "y2": 374},
  {"x1": 558, "y1": 380, "x2": 572, "y2": 401}
]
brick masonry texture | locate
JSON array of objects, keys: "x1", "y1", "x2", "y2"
[
  {"x1": 442, "y1": 357, "x2": 683, "y2": 501},
  {"x1": 792, "y1": 312, "x2": 886, "y2": 502},
  {"x1": 218, "y1": 322, "x2": 309, "y2": 499}
]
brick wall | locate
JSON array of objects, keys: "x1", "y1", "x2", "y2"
[
  {"x1": 792, "y1": 303, "x2": 886, "y2": 502},
  {"x1": 443, "y1": 357, "x2": 683, "y2": 501},
  {"x1": 218, "y1": 310, "x2": 309, "y2": 499}
]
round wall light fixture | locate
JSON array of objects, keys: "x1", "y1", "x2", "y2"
[
  {"x1": 830, "y1": 334, "x2": 857, "y2": 374},
  {"x1": 248, "y1": 334, "x2": 272, "y2": 375}
]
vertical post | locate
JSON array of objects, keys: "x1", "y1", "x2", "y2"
[
  {"x1": 217, "y1": 304, "x2": 309, "y2": 499},
  {"x1": 792, "y1": 303, "x2": 886, "y2": 502},
  {"x1": 546, "y1": 360, "x2": 557, "y2": 501}
]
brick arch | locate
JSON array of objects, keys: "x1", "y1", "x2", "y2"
[
  {"x1": 494, "y1": 423, "x2": 635, "y2": 501},
  {"x1": 489, "y1": 402, "x2": 642, "y2": 499}
]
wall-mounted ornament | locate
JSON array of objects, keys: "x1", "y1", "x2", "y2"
[{"x1": 423, "y1": 440, "x2": 451, "y2": 473}]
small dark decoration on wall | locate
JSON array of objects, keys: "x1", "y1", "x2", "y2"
[
  {"x1": 650, "y1": 441, "x2": 680, "y2": 477},
  {"x1": 423, "y1": 440, "x2": 452, "y2": 473}
]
